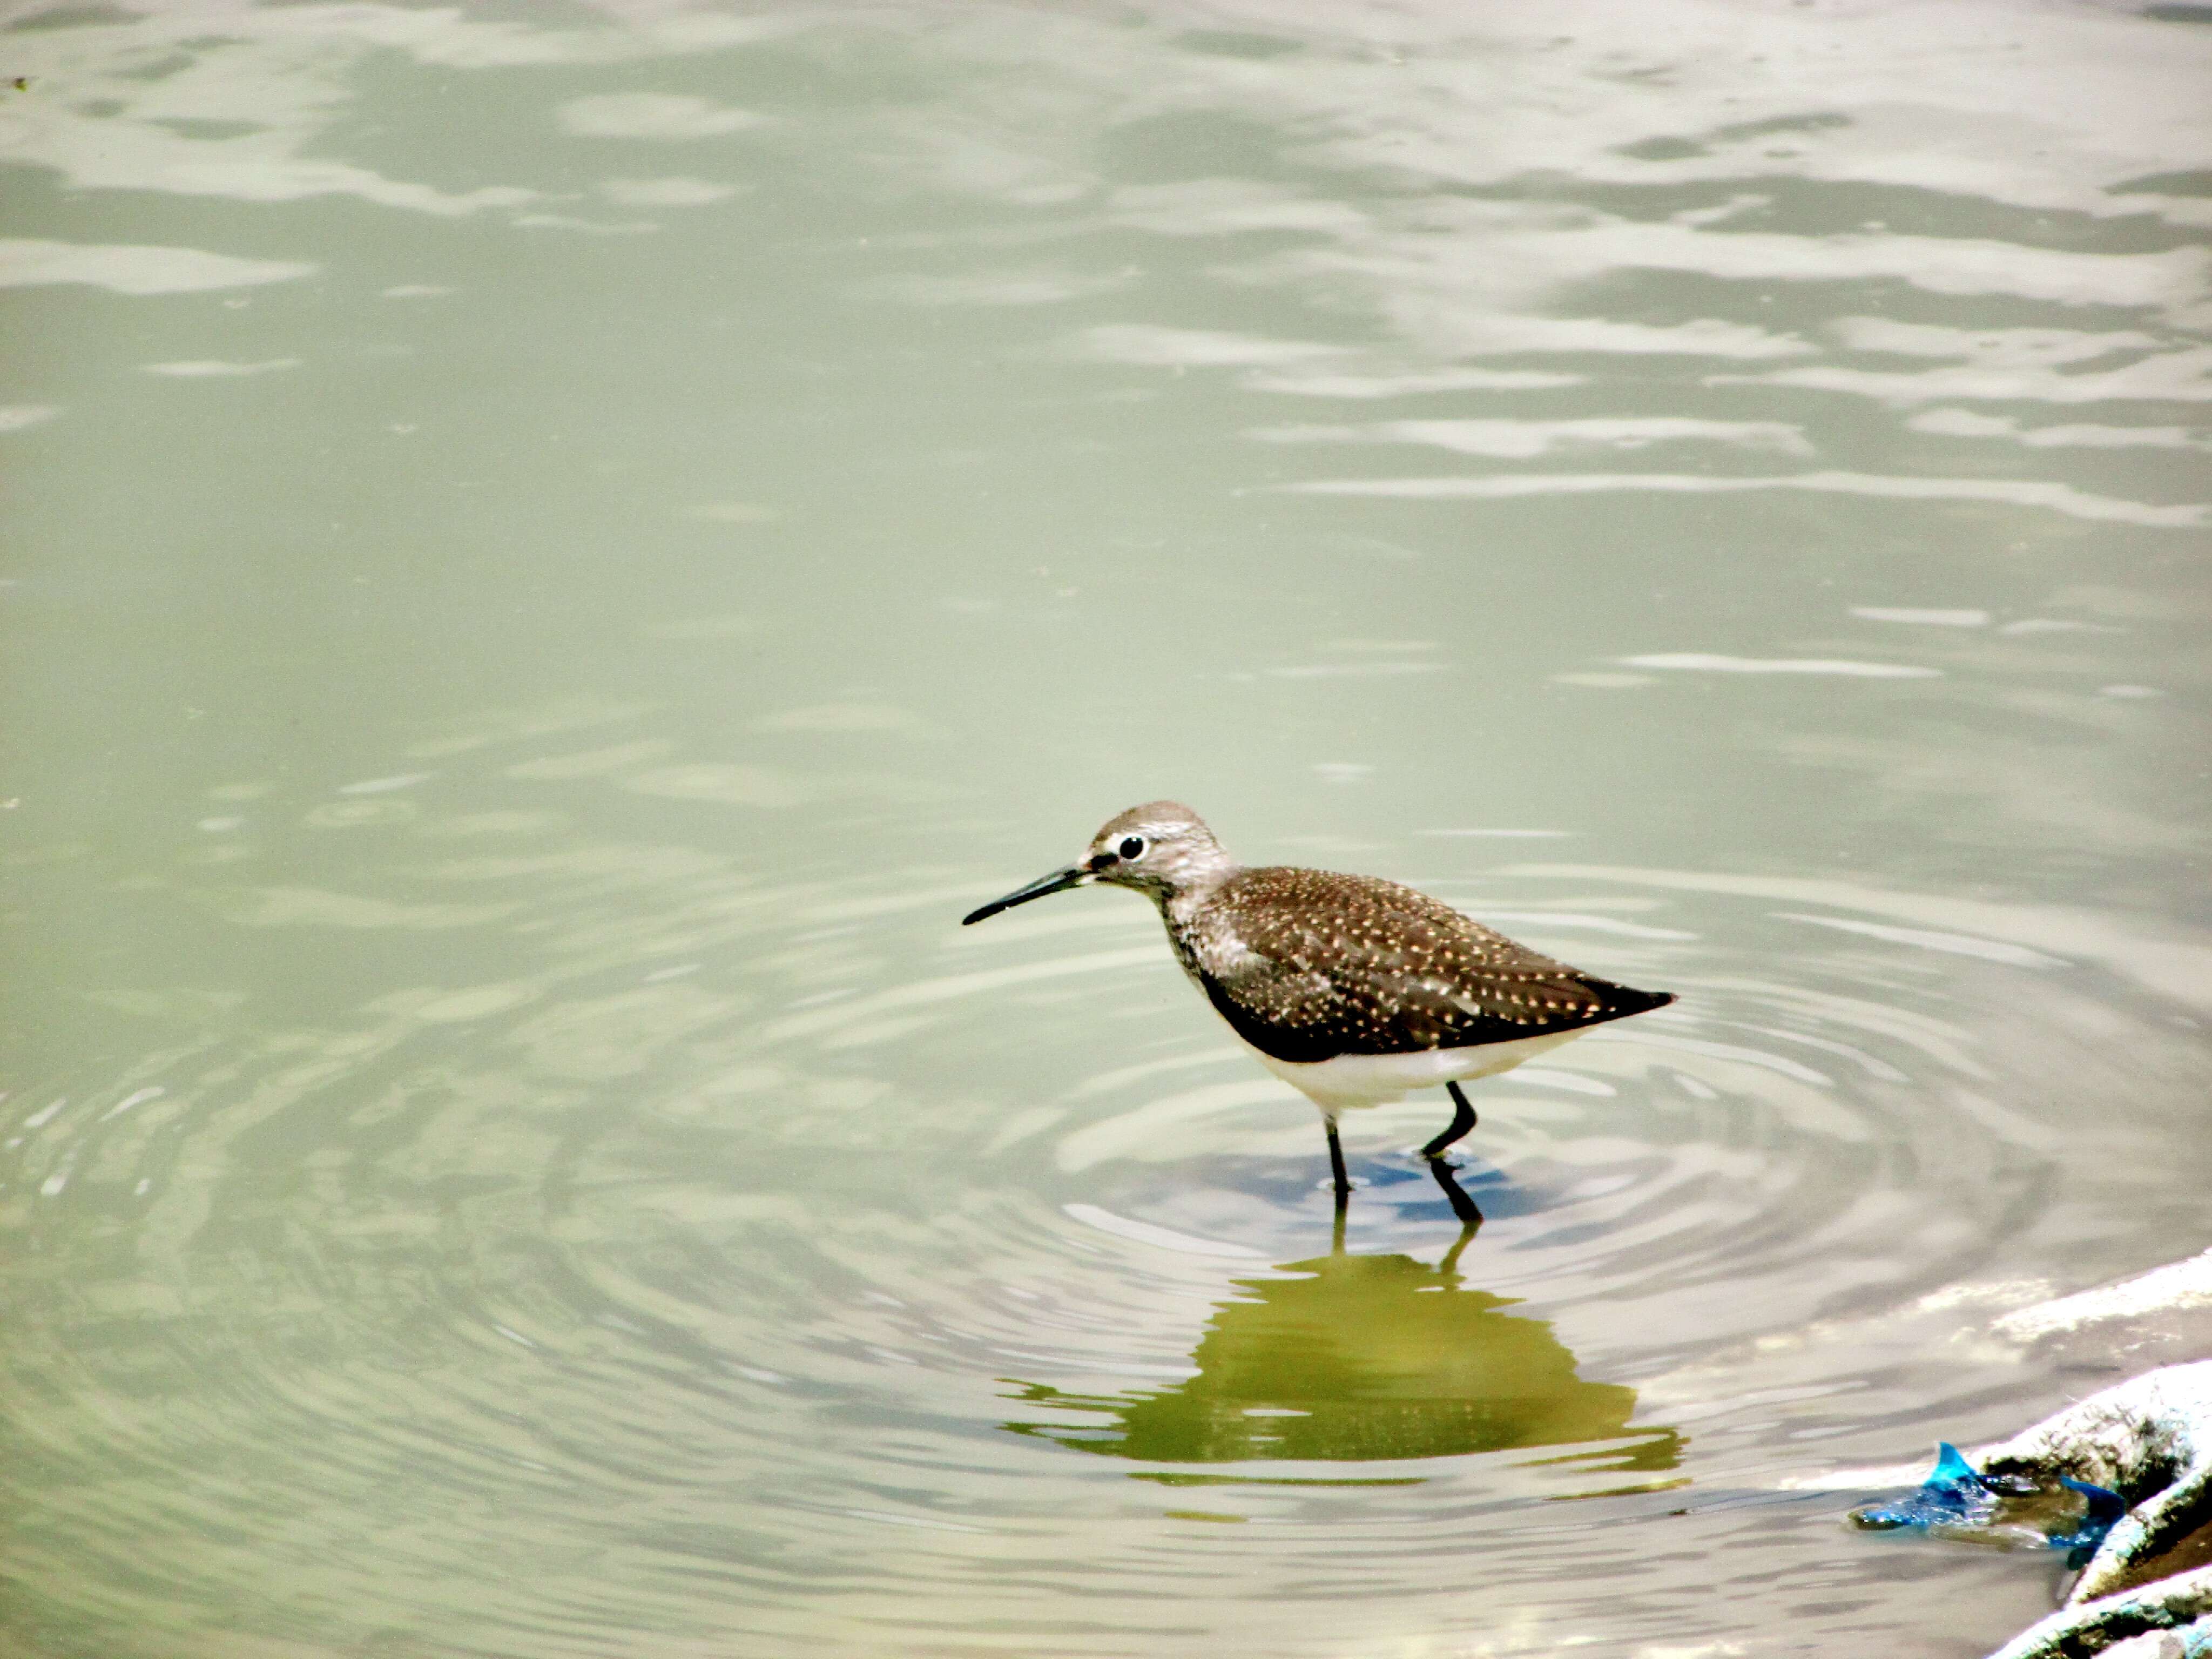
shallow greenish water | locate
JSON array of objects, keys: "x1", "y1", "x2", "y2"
[{"x1": 3, "y1": 4, "x2": 2210, "y2": 1655}]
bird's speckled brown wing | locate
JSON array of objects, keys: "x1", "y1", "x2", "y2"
[{"x1": 1191, "y1": 866, "x2": 1673, "y2": 1064}]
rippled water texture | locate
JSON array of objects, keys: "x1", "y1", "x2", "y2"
[{"x1": 4, "y1": 4, "x2": 2210, "y2": 1655}]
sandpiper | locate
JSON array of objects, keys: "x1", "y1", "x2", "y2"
[{"x1": 962, "y1": 801, "x2": 1675, "y2": 1225}]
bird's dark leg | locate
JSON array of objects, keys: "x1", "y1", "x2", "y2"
[
  {"x1": 1422, "y1": 1083, "x2": 1484, "y2": 1225},
  {"x1": 1325, "y1": 1119, "x2": 1350, "y2": 1208},
  {"x1": 1421, "y1": 1082, "x2": 1479, "y2": 1162}
]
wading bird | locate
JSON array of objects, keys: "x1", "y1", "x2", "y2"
[{"x1": 962, "y1": 801, "x2": 1675, "y2": 1225}]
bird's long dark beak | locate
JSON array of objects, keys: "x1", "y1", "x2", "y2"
[{"x1": 961, "y1": 864, "x2": 1092, "y2": 926}]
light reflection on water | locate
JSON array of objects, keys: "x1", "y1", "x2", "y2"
[{"x1": 4, "y1": 2, "x2": 2211, "y2": 1656}]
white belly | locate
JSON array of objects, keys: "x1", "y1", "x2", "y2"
[{"x1": 1237, "y1": 1028, "x2": 1588, "y2": 1114}]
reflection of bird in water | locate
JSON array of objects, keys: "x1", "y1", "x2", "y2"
[
  {"x1": 963, "y1": 801, "x2": 1675, "y2": 1222},
  {"x1": 1004, "y1": 1236, "x2": 1680, "y2": 1478}
]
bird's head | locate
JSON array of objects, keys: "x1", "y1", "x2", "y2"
[{"x1": 961, "y1": 801, "x2": 1233, "y2": 924}]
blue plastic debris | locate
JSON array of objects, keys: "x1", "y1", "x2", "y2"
[
  {"x1": 2047, "y1": 1476, "x2": 2128, "y2": 1570},
  {"x1": 1849, "y1": 1441, "x2": 2124, "y2": 1568},
  {"x1": 1851, "y1": 1442, "x2": 2002, "y2": 1530}
]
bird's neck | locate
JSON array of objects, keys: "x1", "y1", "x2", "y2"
[
  {"x1": 1159, "y1": 869, "x2": 1243, "y2": 982},
  {"x1": 1160, "y1": 866, "x2": 1232, "y2": 923}
]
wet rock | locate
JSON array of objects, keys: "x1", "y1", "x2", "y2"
[
  {"x1": 2092, "y1": 1623, "x2": 2212, "y2": 1659},
  {"x1": 1977, "y1": 1360, "x2": 2212, "y2": 1658}
]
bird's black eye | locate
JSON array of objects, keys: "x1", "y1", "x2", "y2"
[{"x1": 1118, "y1": 835, "x2": 1145, "y2": 861}]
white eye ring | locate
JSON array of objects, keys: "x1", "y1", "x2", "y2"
[{"x1": 1117, "y1": 835, "x2": 1146, "y2": 861}]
